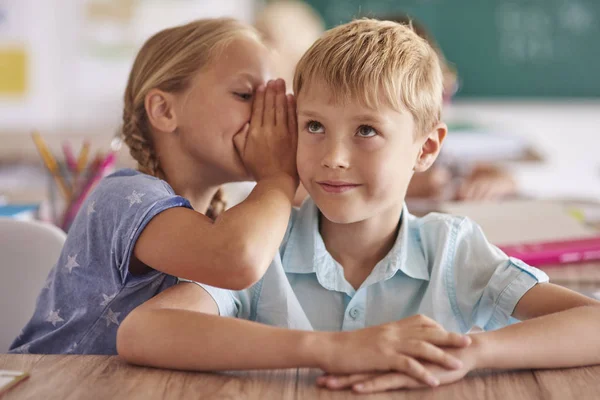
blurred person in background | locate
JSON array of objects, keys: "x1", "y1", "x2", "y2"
[
  {"x1": 388, "y1": 14, "x2": 517, "y2": 202},
  {"x1": 254, "y1": 0, "x2": 325, "y2": 91}
]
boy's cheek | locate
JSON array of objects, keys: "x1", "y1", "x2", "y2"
[
  {"x1": 295, "y1": 155, "x2": 311, "y2": 184},
  {"x1": 296, "y1": 146, "x2": 312, "y2": 170}
]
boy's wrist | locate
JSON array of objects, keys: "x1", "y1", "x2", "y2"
[
  {"x1": 297, "y1": 330, "x2": 339, "y2": 370},
  {"x1": 467, "y1": 332, "x2": 494, "y2": 370}
]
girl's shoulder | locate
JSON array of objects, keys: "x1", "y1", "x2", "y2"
[
  {"x1": 70, "y1": 168, "x2": 192, "y2": 244},
  {"x1": 97, "y1": 168, "x2": 175, "y2": 198}
]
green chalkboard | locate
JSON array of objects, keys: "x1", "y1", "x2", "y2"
[{"x1": 304, "y1": 0, "x2": 600, "y2": 98}]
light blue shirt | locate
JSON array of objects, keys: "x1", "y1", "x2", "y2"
[{"x1": 202, "y1": 198, "x2": 549, "y2": 333}]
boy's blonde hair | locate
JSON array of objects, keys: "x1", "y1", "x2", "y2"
[
  {"x1": 121, "y1": 18, "x2": 261, "y2": 218},
  {"x1": 293, "y1": 18, "x2": 443, "y2": 135}
]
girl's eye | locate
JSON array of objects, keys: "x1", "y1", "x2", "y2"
[
  {"x1": 235, "y1": 92, "x2": 252, "y2": 101},
  {"x1": 306, "y1": 120, "x2": 324, "y2": 134},
  {"x1": 356, "y1": 125, "x2": 377, "y2": 138}
]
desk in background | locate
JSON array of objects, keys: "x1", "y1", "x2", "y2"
[{"x1": 2, "y1": 354, "x2": 600, "y2": 400}]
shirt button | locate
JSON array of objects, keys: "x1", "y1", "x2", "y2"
[{"x1": 349, "y1": 307, "x2": 361, "y2": 320}]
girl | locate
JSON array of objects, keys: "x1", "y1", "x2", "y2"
[
  {"x1": 9, "y1": 18, "x2": 298, "y2": 355},
  {"x1": 10, "y1": 19, "x2": 468, "y2": 387}
]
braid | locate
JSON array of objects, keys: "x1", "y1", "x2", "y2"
[
  {"x1": 207, "y1": 187, "x2": 227, "y2": 220},
  {"x1": 121, "y1": 105, "x2": 164, "y2": 179}
]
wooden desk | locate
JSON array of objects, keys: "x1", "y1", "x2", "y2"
[{"x1": 2, "y1": 354, "x2": 600, "y2": 399}]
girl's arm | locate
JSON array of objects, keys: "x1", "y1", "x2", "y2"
[
  {"x1": 134, "y1": 80, "x2": 298, "y2": 290},
  {"x1": 117, "y1": 283, "x2": 471, "y2": 386}
]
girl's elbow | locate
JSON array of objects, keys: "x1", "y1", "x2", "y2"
[
  {"x1": 217, "y1": 263, "x2": 263, "y2": 290},
  {"x1": 236, "y1": 265, "x2": 265, "y2": 289},
  {"x1": 223, "y1": 245, "x2": 270, "y2": 290},
  {"x1": 238, "y1": 255, "x2": 272, "y2": 289}
]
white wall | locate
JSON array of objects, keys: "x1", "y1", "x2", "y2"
[
  {"x1": 447, "y1": 100, "x2": 600, "y2": 201},
  {"x1": 0, "y1": 0, "x2": 255, "y2": 133}
]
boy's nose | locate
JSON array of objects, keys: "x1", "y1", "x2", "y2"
[{"x1": 321, "y1": 141, "x2": 350, "y2": 170}]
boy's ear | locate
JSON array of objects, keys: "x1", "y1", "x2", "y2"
[
  {"x1": 145, "y1": 89, "x2": 178, "y2": 134},
  {"x1": 414, "y1": 122, "x2": 448, "y2": 172}
]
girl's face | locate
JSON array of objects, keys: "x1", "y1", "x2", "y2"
[{"x1": 173, "y1": 37, "x2": 271, "y2": 184}]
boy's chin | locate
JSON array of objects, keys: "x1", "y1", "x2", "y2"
[{"x1": 318, "y1": 206, "x2": 364, "y2": 225}]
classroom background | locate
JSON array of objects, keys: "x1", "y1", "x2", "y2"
[
  {"x1": 0, "y1": 0, "x2": 599, "y2": 218},
  {"x1": 2, "y1": 1, "x2": 600, "y2": 395}
]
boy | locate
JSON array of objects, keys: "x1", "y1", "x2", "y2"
[{"x1": 117, "y1": 19, "x2": 600, "y2": 393}]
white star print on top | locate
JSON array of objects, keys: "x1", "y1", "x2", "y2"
[
  {"x1": 9, "y1": 169, "x2": 192, "y2": 355},
  {"x1": 47, "y1": 310, "x2": 64, "y2": 327},
  {"x1": 67, "y1": 343, "x2": 78, "y2": 354},
  {"x1": 100, "y1": 293, "x2": 116, "y2": 307},
  {"x1": 64, "y1": 254, "x2": 80, "y2": 273},
  {"x1": 126, "y1": 190, "x2": 145, "y2": 206},
  {"x1": 102, "y1": 309, "x2": 121, "y2": 327}
]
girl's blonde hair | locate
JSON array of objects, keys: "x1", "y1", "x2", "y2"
[{"x1": 121, "y1": 18, "x2": 261, "y2": 218}]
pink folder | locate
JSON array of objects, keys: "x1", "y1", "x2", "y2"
[{"x1": 500, "y1": 236, "x2": 600, "y2": 267}]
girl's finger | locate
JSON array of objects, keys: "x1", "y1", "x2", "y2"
[
  {"x1": 250, "y1": 84, "x2": 266, "y2": 128},
  {"x1": 263, "y1": 80, "x2": 277, "y2": 126},
  {"x1": 287, "y1": 94, "x2": 297, "y2": 138},
  {"x1": 275, "y1": 79, "x2": 287, "y2": 127},
  {"x1": 353, "y1": 373, "x2": 424, "y2": 394}
]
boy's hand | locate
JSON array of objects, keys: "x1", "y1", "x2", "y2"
[
  {"x1": 233, "y1": 79, "x2": 298, "y2": 184},
  {"x1": 316, "y1": 315, "x2": 471, "y2": 388},
  {"x1": 317, "y1": 333, "x2": 480, "y2": 393}
]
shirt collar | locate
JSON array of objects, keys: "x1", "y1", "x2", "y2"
[{"x1": 282, "y1": 199, "x2": 430, "y2": 292}]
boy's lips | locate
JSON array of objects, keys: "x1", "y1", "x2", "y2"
[{"x1": 316, "y1": 180, "x2": 361, "y2": 193}]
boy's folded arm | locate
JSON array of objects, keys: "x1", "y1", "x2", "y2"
[
  {"x1": 116, "y1": 284, "x2": 469, "y2": 384},
  {"x1": 116, "y1": 281, "x2": 330, "y2": 371},
  {"x1": 472, "y1": 283, "x2": 600, "y2": 371},
  {"x1": 133, "y1": 174, "x2": 297, "y2": 290}
]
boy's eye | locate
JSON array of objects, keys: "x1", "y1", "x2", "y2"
[
  {"x1": 306, "y1": 120, "x2": 324, "y2": 134},
  {"x1": 356, "y1": 125, "x2": 377, "y2": 138},
  {"x1": 234, "y1": 92, "x2": 252, "y2": 101}
]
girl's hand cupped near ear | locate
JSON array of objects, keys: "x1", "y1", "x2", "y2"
[{"x1": 234, "y1": 78, "x2": 298, "y2": 185}]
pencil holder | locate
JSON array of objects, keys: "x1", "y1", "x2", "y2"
[{"x1": 46, "y1": 162, "x2": 113, "y2": 232}]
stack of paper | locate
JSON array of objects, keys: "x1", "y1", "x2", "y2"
[
  {"x1": 440, "y1": 200, "x2": 600, "y2": 266},
  {"x1": 441, "y1": 200, "x2": 597, "y2": 246},
  {"x1": 0, "y1": 370, "x2": 29, "y2": 396}
]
